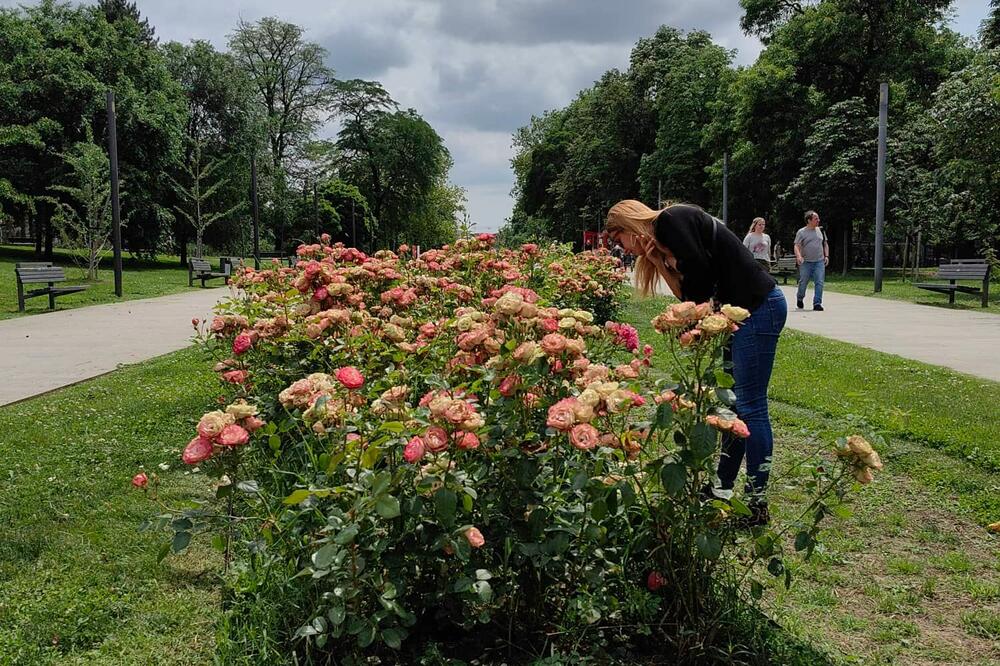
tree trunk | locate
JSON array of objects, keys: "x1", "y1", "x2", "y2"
[
  {"x1": 196, "y1": 229, "x2": 204, "y2": 259},
  {"x1": 841, "y1": 223, "x2": 850, "y2": 276},
  {"x1": 44, "y1": 212, "x2": 54, "y2": 260},
  {"x1": 179, "y1": 226, "x2": 188, "y2": 266}
]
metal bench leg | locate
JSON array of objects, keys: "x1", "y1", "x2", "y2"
[
  {"x1": 189, "y1": 269, "x2": 194, "y2": 287},
  {"x1": 949, "y1": 280, "x2": 955, "y2": 304},
  {"x1": 17, "y1": 281, "x2": 25, "y2": 312},
  {"x1": 48, "y1": 282, "x2": 56, "y2": 309},
  {"x1": 984, "y1": 278, "x2": 990, "y2": 308}
]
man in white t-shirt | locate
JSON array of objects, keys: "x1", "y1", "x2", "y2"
[{"x1": 793, "y1": 210, "x2": 829, "y2": 311}]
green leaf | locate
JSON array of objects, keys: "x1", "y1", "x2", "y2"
[
  {"x1": 472, "y1": 580, "x2": 492, "y2": 602},
  {"x1": 326, "y1": 450, "x2": 347, "y2": 475},
  {"x1": 591, "y1": 499, "x2": 608, "y2": 520},
  {"x1": 334, "y1": 524, "x2": 360, "y2": 546},
  {"x1": 268, "y1": 434, "x2": 281, "y2": 452},
  {"x1": 283, "y1": 489, "x2": 313, "y2": 505},
  {"x1": 654, "y1": 402, "x2": 674, "y2": 429},
  {"x1": 381, "y1": 421, "x2": 405, "y2": 433},
  {"x1": 750, "y1": 580, "x2": 764, "y2": 600},
  {"x1": 434, "y1": 488, "x2": 457, "y2": 525},
  {"x1": 237, "y1": 480, "x2": 259, "y2": 494},
  {"x1": 211, "y1": 534, "x2": 226, "y2": 552},
  {"x1": 794, "y1": 531, "x2": 811, "y2": 552},
  {"x1": 156, "y1": 540, "x2": 172, "y2": 563},
  {"x1": 375, "y1": 495, "x2": 401, "y2": 519},
  {"x1": 660, "y1": 463, "x2": 687, "y2": 496},
  {"x1": 729, "y1": 496, "x2": 752, "y2": 517},
  {"x1": 371, "y1": 471, "x2": 392, "y2": 495},
  {"x1": 328, "y1": 605, "x2": 346, "y2": 626},
  {"x1": 171, "y1": 531, "x2": 191, "y2": 553},
  {"x1": 689, "y1": 423, "x2": 718, "y2": 460},
  {"x1": 715, "y1": 388, "x2": 737, "y2": 406},
  {"x1": 313, "y1": 543, "x2": 337, "y2": 569},
  {"x1": 695, "y1": 532, "x2": 722, "y2": 560},
  {"x1": 475, "y1": 569, "x2": 492, "y2": 581},
  {"x1": 714, "y1": 369, "x2": 735, "y2": 388},
  {"x1": 357, "y1": 623, "x2": 376, "y2": 648},
  {"x1": 361, "y1": 444, "x2": 382, "y2": 469},
  {"x1": 767, "y1": 557, "x2": 784, "y2": 577},
  {"x1": 382, "y1": 627, "x2": 405, "y2": 650},
  {"x1": 462, "y1": 492, "x2": 473, "y2": 513}
]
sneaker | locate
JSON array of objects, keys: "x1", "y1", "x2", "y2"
[
  {"x1": 736, "y1": 502, "x2": 771, "y2": 530},
  {"x1": 813, "y1": 304, "x2": 824, "y2": 311},
  {"x1": 796, "y1": 299, "x2": 804, "y2": 310}
]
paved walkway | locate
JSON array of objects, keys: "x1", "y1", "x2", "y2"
[
  {"x1": 643, "y1": 274, "x2": 1000, "y2": 382},
  {"x1": 776, "y1": 286, "x2": 1000, "y2": 381},
  {"x1": 0, "y1": 288, "x2": 232, "y2": 406}
]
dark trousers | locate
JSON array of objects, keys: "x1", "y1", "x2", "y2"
[{"x1": 716, "y1": 287, "x2": 787, "y2": 500}]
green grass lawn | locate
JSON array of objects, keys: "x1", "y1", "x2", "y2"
[
  {"x1": 0, "y1": 245, "x2": 229, "y2": 320},
  {"x1": 625, "y1": 292, "x2": 1000, "y2": 665},
  {"x1": 0, "y1": 347, "x2": 221, "y2": 665},
  {"x1": 816, "y1": 269, "x2": 999, "y2": 313}
]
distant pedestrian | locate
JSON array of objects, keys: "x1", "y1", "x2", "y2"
[
  {"x1": 794, "y1": 210, "x2": 829, "y2": 311},
  {"x1": 743, "y1": 217, "x2": 772, "y2": 270}
]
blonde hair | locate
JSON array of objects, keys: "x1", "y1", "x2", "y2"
[
  {"x1": 606, "y1": 199, "x2": 679, "y2": 297},
  {"x1": 748, "y1": 217, "x2": 765, "y2": 234}
]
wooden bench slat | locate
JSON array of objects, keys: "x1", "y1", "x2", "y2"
[{"x1": 915, "y1": 259, "x2": 991, "y2": 307}]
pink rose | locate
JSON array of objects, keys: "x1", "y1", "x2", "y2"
[
  {"x1": 335, "y1": 366, "x2": 364, "y2": 390},
  {"x1": 131, "y1": 472, "x2": 148, "y2": 489},
  {"x1": 647, "y1": 571, "x2": 665, "y2": 591},
  {"x1": 569, "y1": 423, "x2": 600, "y2": 450},
  {"x1": 191, "y1": 318, "x2": 200, "y2": 328},
  {"x1": 222, "y1": 370, "x2": 249, "y2": 384},
  {"x1": 218, "y1": 424, "x2": 250, "y2": 447},
  {"x1": 730, "y1": 419, "x2": 750, "y2": 439},
  {"x1": 541, "y1": 333, "x2": 567, "y2": 355},
  {"x1": 541, "y1": 318, "x2": 559, "y2": 333},
  {"x1": 523, "y1": 392, "x2": 540, "y2": 408},
  {"x1": 243, "y1": 416, "x2": 266, "y2": 432},
  {"x1": 546, "y1": 398, "x2": 577, "y2": 432},
  {"x1": 403, "y1": 436, "x2": 425, "y2": 463},
  {"x1": 182, "y1": 436, "x2": 214, "y2": 464},
  {"x1": 423, "y1": 426, "x2": 449, "y2": 453},
  {"x1": 464, "y1": 527, "x2": 485, "y2": 548},
  {"x1": 232, "y1": 332, "x2": 252, "y2": 356},
  {"x1": 498, "y1": 375, "x2": 520, "y2": 397},
  {"x1": 314, "y1": 286, "x2": 329, "y2": 302},
  {"x1": 454, "y1": 431, "x2": 480, "y2": 450}
]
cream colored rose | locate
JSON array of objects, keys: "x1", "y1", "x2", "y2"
[
  {"x1": 513, "y1": 341, "x2": 540, "y2": 363},
  {"x1": 698, "y1": 314, "x2": 731, "y2": 335},
  {"x1": 721, "y1": 304, "x2": 751, "y2": 323},
  {"x1": 384, "y1": 323, "x2": 407, "y2": 342},
  {"x1": 847, "y1": 435, "x2": 875, "y2": 457},
  {"x1": 573, "y1": 402, "x2": 595, "y2": 422},
  {"x1": 197, "y1": 410, "x2": 235, "y2": 438},
  {"x1": 558, "y1": 317, "x2": 577, "y2": 330},
  {"x1": 578, "y1": 388, "x2": 601, "y2": 407},
  {"x1": 564, "y1": 337, "x2": 587, "y2": 356},
  {"x1": 495, "y1": 291, "x2": 524, "y2": 316},
  {"x1": 225, "y1": 400, "x2": 258, "y2": 420},
  {"x1": 573, "y1": 310, "x2": 594, "y2": 323}
]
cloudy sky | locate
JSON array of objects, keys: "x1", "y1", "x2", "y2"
[{"x1": 6, "y1": 0, "x2": 991, "y2": 231}]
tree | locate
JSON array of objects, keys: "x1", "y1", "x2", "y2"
[
  {"x1": 98, "y1": 0, "x2": 155, "y2": 45},
  {"x1": 162, "y1": 39, "x2": 256, "y2": 261},
  {"x1": 929, "y1": 49, "x2": 1000, "y2": 256},
  {"x1": 0, "y1": 2, "x2": 185, "y2": 258},
  {"x1": 229, "y1": 18, "x2": 333, "y2": 250},
  {"x1": 316, "y1": 178, "x2": 373, "y2": 250},
  {"x1": 169, "y1": 142, "x2": 242, "y2": 258},
  {"x1": 47, "y1": 140, "x2": 117, "y2": 280},
  {"x1": 983, "y1": 1, "x2": 1000, "y2": 48}
]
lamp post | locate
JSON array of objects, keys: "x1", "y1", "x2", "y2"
[
  {"x1": 251, "y1": 153, "x2": 260, "y2": 269},
  {"x1": 874, "y1": 82, "x2": 889, "y2": 292},
  {"x1": 106, "y1": 90, "x2": 123, "y2": 297}
]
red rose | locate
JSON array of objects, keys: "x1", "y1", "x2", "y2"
[
  {"x1": 232, "y1": 332, "x2": 252, "y2": 356},
  {"x1": 335, "y1": 366, "x2": 364, "y2": 390},
  {"x1": 647, "y1": 571, "x2": 665, "y2": 591},
  {"x1": 131, "y1": 472, "x2": 148, "y2": 489},
  {"x1": 182, "y1": 436, "x2": 214, "y2": 464},
  {"x1": 218, "y1": 424, "x2": 250, "y2": 448}
]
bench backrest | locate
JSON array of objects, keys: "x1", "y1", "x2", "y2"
[
  {"x1": 15, "y1": 264, "x2": 67, "y2": 284},
  {"x1": 772, "y1": 256, "x2": 797, "y2": 270},
  {"x1": 937, "y1": 261, "x2": 989, "y2": 281},
  {"x1": 189, "y1": 258, "x2": 213, "y2": 272}
]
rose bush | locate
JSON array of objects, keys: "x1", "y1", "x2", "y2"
[{"x1": 142, "y1": 235, "x2": 877, "y2": 663}]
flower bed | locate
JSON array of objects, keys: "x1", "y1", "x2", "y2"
[{"x1": 138, "y1": 235, "x2": 878, "y2": 663}]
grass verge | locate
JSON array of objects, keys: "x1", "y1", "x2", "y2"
[
  {"x1": 1, "y1": 245, "x2": 227, "y2": 319},
  {"x1": 0, "y1": 347, "x2": 221, "y2": 665}
]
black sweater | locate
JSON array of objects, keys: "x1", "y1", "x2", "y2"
[{"x1": 653, "y1": 205, "x2": 776, "y2": 311}]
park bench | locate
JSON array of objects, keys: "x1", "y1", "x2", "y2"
[
  {"x1": 219, "y1": 256, "x2": 244, "y2": 275},
  {"x1": 770, "y1": 255, "x2": 798, "y2": 284},
  {"x1": 188, "y1": 257, "x2": 230, "y2": 287},
  {"x1": 914, "y1": 259, "x2": 991, "y2": 308},
  {"x1": 15, "y1": 262, "x2": 89, "y2": 311}
]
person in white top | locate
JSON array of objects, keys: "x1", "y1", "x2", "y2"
[{"x1": 743, "y1": 217, "x2": 772, "y2": 269}]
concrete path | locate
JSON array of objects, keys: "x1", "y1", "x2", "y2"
[
  {"x1": 642, "y1": 273, "x2": 1000, "y2": 382},
  {"x1": 776, "y1": 286, "x2": 1000, "y2": 382},
  {"x1": 0, "y1": 287, "x2": 232, "y2": 406}
]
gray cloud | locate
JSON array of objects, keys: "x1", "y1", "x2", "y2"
[{"x1": 3, "y1": 0, "x2": 991, "y2": 232}]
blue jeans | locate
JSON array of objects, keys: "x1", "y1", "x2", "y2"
[
  {"x1": 717, "y1": 287, "x2": 787, "y2": 500},
  {"x1": 796, "y1": 260, "x2": 825, "y2": 306}
]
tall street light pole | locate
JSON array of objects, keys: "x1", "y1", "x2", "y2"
[
  {"x1": 874, "y1": 82, "x2": 889, "y2": 292},
  {"x1": 106, "y1": 90, "x2": 123, "y2": 297},
  {"x1": 251, "y1": 153, "x2": 260, "y2": 270}
]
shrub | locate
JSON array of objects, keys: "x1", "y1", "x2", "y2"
[{"x1": 139, "y1": 235, "x2": 877, "y2": 663}]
